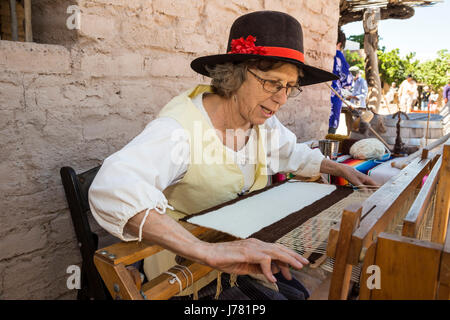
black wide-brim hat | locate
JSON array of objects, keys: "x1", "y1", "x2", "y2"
[{"x1": 191, "y1": 11, "x2": 338, "y2": 87}]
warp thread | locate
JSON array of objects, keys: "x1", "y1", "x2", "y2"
[{"x1": 214, "y1": 272, "x2": 222, "y2": 299}]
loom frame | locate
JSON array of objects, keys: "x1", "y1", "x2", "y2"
[
  {"x1": 327, "y1": 139, "x2": 450, "y2": 300},
  {"x1": 92, "y1": 139, "x2": 449, "y2": 300}
]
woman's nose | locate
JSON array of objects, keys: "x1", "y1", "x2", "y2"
[{"x1": 272, "y1": 88, "x2": 289, "y2": 105}]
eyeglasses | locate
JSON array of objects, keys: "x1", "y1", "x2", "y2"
[{"x1": 247, "y1": 69, "x2": 303, "y2": 98}]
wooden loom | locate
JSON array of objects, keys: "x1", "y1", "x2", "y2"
[
  {"x1": 93, "y1": 139, "x2": 450, "y2": 300},
  {"x1": 327, "y1": 138, "x2": 450, "y2": 299}
]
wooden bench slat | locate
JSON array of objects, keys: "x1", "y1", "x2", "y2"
[{"x1": 402, "y1": 156, "x2": 442, "y2": 238}]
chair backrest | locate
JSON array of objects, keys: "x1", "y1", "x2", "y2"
[{"x1": 60, "y1": 165, "x2": 111, "y2": 300}]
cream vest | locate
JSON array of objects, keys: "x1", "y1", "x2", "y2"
[{"x1": 158, "y1": 85, "x2": 269, "y2": 220}]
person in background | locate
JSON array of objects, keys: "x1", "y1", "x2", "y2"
[
  {"x1": 347, "y1": 66, "x2": 368, "y2": 107},
  {"x1": 429, "y1": 90, "x2": 439, "y2": 112},
  {"x1": 398, "y1": 74, "x2": 418, "y2": 113},
  {"x1": 385, "y1": 81, "x2": 397, "y2": 104},
  {"x1": 420, "y1": 86, "x2": 430, "y2": 110},
  {"x1": 443, "y1": 80, "x2": 450, "y2": 105},
  {"x1": 328, "y1": 29, "x2": 353, "y2": 134}
]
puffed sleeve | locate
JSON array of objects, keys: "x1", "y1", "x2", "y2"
[
  {"x1": 264, "y1": 116, "x2": 324, "y2": 177},
  {"x1": 88, "y1": 117, "x2": 190, "y2": 241}
]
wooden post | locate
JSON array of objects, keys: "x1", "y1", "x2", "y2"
[
  {"x1": 9, "y1": 0, "x2": 18, "y2": 41},
  {"x1": 328, "y1": 203, "x2": 362, "y2": 300},
  {"x1": 437, "y1": 225, "x2": 450, "y2": 299},
  {"x1": 94, "y1": 255, "x2": 144, "y2": 300},
  {"x1": 358, "y1": 241, "x2": 377, "y2": 300},
  {"x1": 363, "y1": 8, "x2": 382, "y2": 113},
  {"x1": 432, "y1": 140, "x2": 450, "y2": 244},
  {"x1": 402, "y1": 156, "x2": 442, "y2": 238},
  {"x1": 24, "y1": 0, "x2": 33, "y2": 42},
  {"x1": 371, "y1": 233, "x2": 442, "y2": 300}
]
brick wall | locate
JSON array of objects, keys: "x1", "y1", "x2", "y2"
[{"x1": 0, "y1": 0, "x2": 340, "y2": 299}]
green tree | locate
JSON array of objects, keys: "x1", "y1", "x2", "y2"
[
  {"x1": 348, "y1": 34, "x2": 364, "y2": 49},
  {"x1": 377, "y1": 48, "x2": 420, "y2": 86},
  {"x1": 414, "y1": 49, "x2": 450, "y2": 91},
  {"x1": 344, "y1": 50, "x2": 365, "y2": 72}
]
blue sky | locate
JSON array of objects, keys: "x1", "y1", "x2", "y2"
[{"x1": 342, "y1": 0, "x2": 449, "y2": 62}]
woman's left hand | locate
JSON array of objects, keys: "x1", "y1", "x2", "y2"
[
  {"x1": 320, "y1": 158, "x2": 378, "y2": 188},
  {"x1": 340, "y1": 164, "x2": 378, "y2": 188}
]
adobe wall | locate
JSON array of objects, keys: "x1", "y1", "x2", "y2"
[{"x1": 0, "y1": 0, "x2": 339, "y2": 299}]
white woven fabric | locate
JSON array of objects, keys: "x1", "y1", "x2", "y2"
[{"x1": 187, "y1": 181, "x2": 336, "y2": 239}]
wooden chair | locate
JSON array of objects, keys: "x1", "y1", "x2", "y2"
[
  {"x1": 61, "y1": 165, "x2": 221, "y2": 300},
  {"x1": 92, "y1": 220, "x2": 224, "y2": 300},
  {"x1": 326, "y1": 138, "x2": 450, "y2": 299},
  {"x1": 60, "y1": 165, "x2": 112, "y2": 300}
]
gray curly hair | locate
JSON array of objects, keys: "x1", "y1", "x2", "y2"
[{"x1": 205, "y1": 59, "x2": 304, "y2": 98}]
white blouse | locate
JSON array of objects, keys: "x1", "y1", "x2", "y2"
[
  {"x1": 192, "y1": 93, "x2": 257, "y2": 193},
  {"x1": 88, "y1": 93, "x2": 325, "y2": 241}
]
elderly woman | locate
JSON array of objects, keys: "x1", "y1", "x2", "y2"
[{"x1": 89, "y1": 11, "x2": 376, "y2": 299}]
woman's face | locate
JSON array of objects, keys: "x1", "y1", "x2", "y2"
[{"x1": 234, "y1": 63, "x2": 299, "y2": 125}]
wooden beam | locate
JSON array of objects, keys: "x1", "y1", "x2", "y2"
[
  {"x1": 93, "y1": 255, "x2": 143, "y2": 300},
  {"x1": 402, "y1": 156, "x2": 442, "y2": 238},
  {"x1": 142, "y1": 260, "x2": 214, "y2": 300},
  {"x1": 340, "y1": 4, "x2": 415, "y2": 26},
  {"x1": 371, "y1": 232, "x2": 442, "y2": 299},
  {"x1": 363, "y1": 8, "x2": 382, "y2": 112},
  {"x1": 349, "y1": 157, "x2": 431, "y2": 263},
  {"x1": 24, "y1": 0, "x2": 32, "y2": 42},
  {"x1": 328, "y1": 157, "x2": 431, "y2": 263},
  {"x1": 437, "y1": 222, "x2": 450, "y2": 299},
  {"x1": 358, "y1": 241, "x2": 377, "y2": 300},
  {"x1": 94, "y1": 222, "x2": 210, "y2": 266},
  {"x1": 432, "y1": 140, "x2": 450, "y2": 244},
  {"x1": 328, "y1": 203, "x2": 362, "y2": 300},
  {"x1": 421, "y1": 133, "x2": 450, "y2": 159},
  {"x1": 9, "y1": 0, "x2": 18, "y2": 41}
]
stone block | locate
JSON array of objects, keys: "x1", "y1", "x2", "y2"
[
  {"x1": 0, "y1": 225, "x2": 47, "y2": 260},
  {"x1": 79, "y1": 14, "x2": 117, "y2": 40},
  {"x1": 153, "y1": 0, "x2": 203, "y2": 18},
  {"x1": 144, "y1": 54, "x2": 194, "y2": 78},
  {"x1": 0, "y1": 41, "x2": 71, "y2": 74},
  {"x1": 80, "y1": 52, "x2": 144, "y2": 77},
  {"x1": 120, "y1": 20, "x2": 177, "y2": 50}
]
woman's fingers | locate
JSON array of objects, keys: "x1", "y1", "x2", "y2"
[
  {"x1": 209, "y1": 239, "x2": 309, "y2": 283},
  {"x1": 273, "y1": 261, "x2": 292, "y2": 280},
  {"x1": 257, "y1": 241, "x2": 308, "y2": 270},
  {"x1": 259, "y1": 255, "x2": 277, "y2": 283},
  {"x1": 273, "y1": 243, "x2": 309, "y2": 266}
]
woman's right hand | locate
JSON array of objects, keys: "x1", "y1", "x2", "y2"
[
  {"x1": 201, "y1": 238, "x2": 309, "y2": 283},
  {"x1": 126, "y1": 209, "x2": 308, "y2": 284}
]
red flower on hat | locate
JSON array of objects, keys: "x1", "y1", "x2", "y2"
[{"x1": 230, "y1": 35, "x2": 267, "y2": 55}]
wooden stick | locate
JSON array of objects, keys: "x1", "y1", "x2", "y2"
[
  {"x1": 426, "y1": 103, "x2": 431, "y2": 146},
  {"x1": 24, "y1": 0, "x2": 33, "y2": 42},
  {"x1": 367, "y1": 126, "x2": 392, "y2": 152},
  {"x1": 382, "y1": 94, "x2": 392, "y2": 114},
  {"x1": 422, "y1": 133, "x2": 450, "y2": 159},
  {"x1": 390, "y1": 132, "x2": 450, "y2": 169},
  {"x1": 9, "y1": 0, "x2": 18, "y2": 41},
  {"x1": 326, "y1": 83, "x2": 355, "y2": 111},
  {"x1": 325, "y1": 82, "x2": 392, "y2": 152},
  {"x1": 328, "y1": 204, "x2": 362, "y2": 300},
  {"x1": 391, "y1": 150, "x2": 421, "y2": 169},
  {"x1": 431, "y1": 140, "x2": 450, "y2": 244}
]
